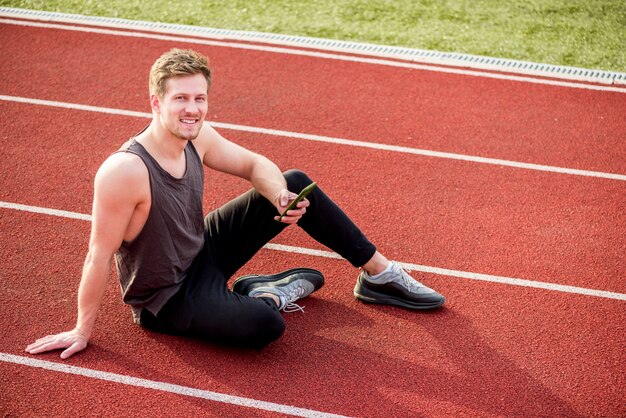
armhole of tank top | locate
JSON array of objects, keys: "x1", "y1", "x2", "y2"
[{"x1": 116, "y1": 145, "x2": 154, "y2": 247}]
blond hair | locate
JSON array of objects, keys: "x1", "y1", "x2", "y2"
[{"x1": 149, "y1": 48, "x2": 212, "y2": 98}]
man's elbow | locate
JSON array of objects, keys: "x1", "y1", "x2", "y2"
[{"x1": 84, "y1": 245, "x2": 115, "y2": 271}]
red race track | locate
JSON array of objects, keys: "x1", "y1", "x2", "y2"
[{"x1": 1, "y1": 13, "x2": 625, "y2": 418}]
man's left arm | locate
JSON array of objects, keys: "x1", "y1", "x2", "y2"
[{"x1": 197, "y1": 123, "x2": 308, "y2": 223}]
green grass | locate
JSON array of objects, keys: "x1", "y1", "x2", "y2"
[{"x1": 2, "y1": 0, "x2": 624, "y2": 72}]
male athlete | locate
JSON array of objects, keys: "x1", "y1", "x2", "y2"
[{"x1": 26, "y1": 48, "x2": 444, "y2": 358}]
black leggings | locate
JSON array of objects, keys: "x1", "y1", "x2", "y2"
[{"x1": 140, "y1": 169, "x2": 376, "y2": 349}]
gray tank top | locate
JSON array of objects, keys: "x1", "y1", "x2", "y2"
[{"x1": 114, "y1": 138, "x2": 205, "y2": 323}]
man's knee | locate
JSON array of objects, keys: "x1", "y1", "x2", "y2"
[
  {"x1": 244, "y1": 307, "x2": 286, "y2": 349},
  {"x1": 284, "y1": 169, "x2": 313, "y2": 190}
]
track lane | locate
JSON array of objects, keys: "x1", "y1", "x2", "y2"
[
  {"x1": 2, "y1": 103, "x2": 624, "y2": 293},
  {"x1": 1, "y1": 211, "x2": 624, "y2": 417},
  {"x1": 0, "y1": 361, "x2": 287, "y2": 417},
  {"x1": 0, "y1": 23, "x2": 625, "y2": 175}
]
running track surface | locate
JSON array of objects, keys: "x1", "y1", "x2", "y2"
[{"x1": 0, "y1": 15, "x2": 625, "y2": 418}]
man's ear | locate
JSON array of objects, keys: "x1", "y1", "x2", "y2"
[{"x1": 150, "y1": 94, "x2": 160, "y2": 114}]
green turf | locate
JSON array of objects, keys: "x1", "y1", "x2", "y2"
[{"x1": 1, "y1": 0, "x2": 624, "y2": 72}]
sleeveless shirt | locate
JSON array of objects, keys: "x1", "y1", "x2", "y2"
[{"x1": 114, "y1": 138, "x2": 205, "y2": 323}]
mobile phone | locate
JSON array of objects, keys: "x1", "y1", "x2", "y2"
[{"x1": 278, "y1": 182, "x2": 317, "y2": 221}]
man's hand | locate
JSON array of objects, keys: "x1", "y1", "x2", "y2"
[
  {"x1": 25, "y1": 329, "x2": 89, "y2": 359},
  {"x1": 274, "y1": 189, "x2": 310, "y2": 224}
]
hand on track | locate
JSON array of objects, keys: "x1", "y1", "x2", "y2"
[{"x1": 25, "y1": 329, "x2": 88, "y2": 359}]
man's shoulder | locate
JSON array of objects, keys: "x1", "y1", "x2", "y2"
[
  {"x1": 96, "y1": 151, "x2": 149, "y2": 187},
  {"x1": 192, "y1": 121, "x2": 221, "y2": 156},
  {"x1": 93, "y1": 152, "x2": 150, "y2": 205}
]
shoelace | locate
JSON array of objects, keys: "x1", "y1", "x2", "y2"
[
  {"x1": 281, "y1": 286, "x2": 308, "y2": 313},
  {"x1": 394, "y1": 264, "x2": 423, "y2": 293},
  {"x1": 283, "y1": 302, "x2": 305, "y2": 313}
]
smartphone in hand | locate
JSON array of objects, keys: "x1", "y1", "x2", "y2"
[{"x1": 278, "y1": 182, "x2": 317, "y2": 221}]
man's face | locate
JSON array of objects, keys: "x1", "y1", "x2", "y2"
[{"x1": 154, "y1": 73, "x2": 209, "y2": 141}]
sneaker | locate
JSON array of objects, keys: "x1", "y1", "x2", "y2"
[
  {"x1": 354, "y1": 262, "x2": 445, "y2": 309},
  {"x1": 232, "y1": 268, "x2": 324, "y2": 312}
]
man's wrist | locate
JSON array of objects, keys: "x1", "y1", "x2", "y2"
[{"x1": 74, "y1": 325, "x2": 92, "y2": 340}]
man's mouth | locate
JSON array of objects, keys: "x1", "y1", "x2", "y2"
[{"x1": 180, "y1": 118, "x2": 199, "y2": 125}]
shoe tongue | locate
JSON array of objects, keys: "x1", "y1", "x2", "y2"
[{"x1": 278, "y1": 294, "x2": 288, "y2": 310}]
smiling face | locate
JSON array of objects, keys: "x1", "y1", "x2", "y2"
[
  {"x1": 152, "y1": 73, "x2": 209, "y2": 141},
  {"x1": 148, "y1": 48, "x2": 212, "y2": 142}
]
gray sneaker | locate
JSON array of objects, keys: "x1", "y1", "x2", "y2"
[
  {"x1": 354, "y1": 262, "x2": 445, "y2": 309},
  {"x1": 232, "y1": 268, "x2": 324, "y2": 312}
]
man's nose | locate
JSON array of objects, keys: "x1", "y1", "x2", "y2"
[{"x1": 185, "y1": 100, "x2": 198, "y2": 113}]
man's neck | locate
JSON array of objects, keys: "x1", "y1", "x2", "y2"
[{"x1": 138, "y1": 119, "x2": 188, "y2": 160}]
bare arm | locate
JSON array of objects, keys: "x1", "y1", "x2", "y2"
[
  {"x1": 25, "y1": 153, "x2": 148, "y2": 359},
  {"x1": 197, "y1": 123, "x2": 309, "y2": 223}
]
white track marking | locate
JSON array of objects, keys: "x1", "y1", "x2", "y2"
[
  {"x1": 0, "y1": 16, "x2": 625, "y2": 94},
  {"x1": 265, "y1": 244, "x2": 626, "y2": 300},
  {"x1": 0, "y1": 201, "x2": 92, "y2": 221},
  {"x1": 0, "y1": 95, "x2": 151, "y2": 118},
  {"x1": 1, "y1": 94, "x2": 624, "y2": 181},
  {"x1": 2, "y1": 201, "x2": 624, "y2": 301},
  {"x1": 0, "y1": 8, "x2": 622, "y2": 86},
  {"x1": 0, "y1": 353, "x2": 348, "y2": 418},
  {"x1": 1, "y1": 8, "x2": 626, "y2": 88}
]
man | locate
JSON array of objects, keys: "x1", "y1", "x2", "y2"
[{"x1": 26, "y1": 48, "x2": 444, "y2": 358}]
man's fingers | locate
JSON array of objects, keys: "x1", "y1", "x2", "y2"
[
  {"x1": 26, "y1": 339, "x2": 66, "y2": 354},
  {"x1": 275, "y1": 211, "x2": 304, "y2": 224},
  {"x1": 275, "y1": 198, "x2": 309, "y2": 223},
  {"x1": 60, "y1": 341, "x2": 86, "y2": 359},
  {"x1": 26, "y1": 335, "x2": 55, "y2": 349},
  {"x1": 279, "y1": 190, "x2": 294, "y2": 207},
  {"x1": 26, "y1": 335, "x2": 58, "y2": 352}
]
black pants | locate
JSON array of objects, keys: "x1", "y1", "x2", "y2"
[{"x1": 140, "y1": 169, "x2": 376, "y2": 348}]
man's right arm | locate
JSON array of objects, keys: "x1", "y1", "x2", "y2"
[{"x1": 25, "y1": 153, "x2": 148, "y2": 359}]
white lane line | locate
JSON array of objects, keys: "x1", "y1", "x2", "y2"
[
  {"x1": 265, "y1": 244, "x2": 626, "y2": 301},
  {"x1": 0, "y1": 353, "x2": 348, "y2": 418},
  {"x1": 2, "y1": 94, "x2": 624, "y2": 182},
  {"x1": 2, "y1": 201, "x2": 625, "y2": 302},
  {"x1": 0, "y1": 95, "x2": 152, "y2": 118},
  {"x1": 0, "y1": 17, "x2": 625, "y2": 94},
  {"x1": 0, "y1": 201, "x2": 92, "y2": 221}
]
